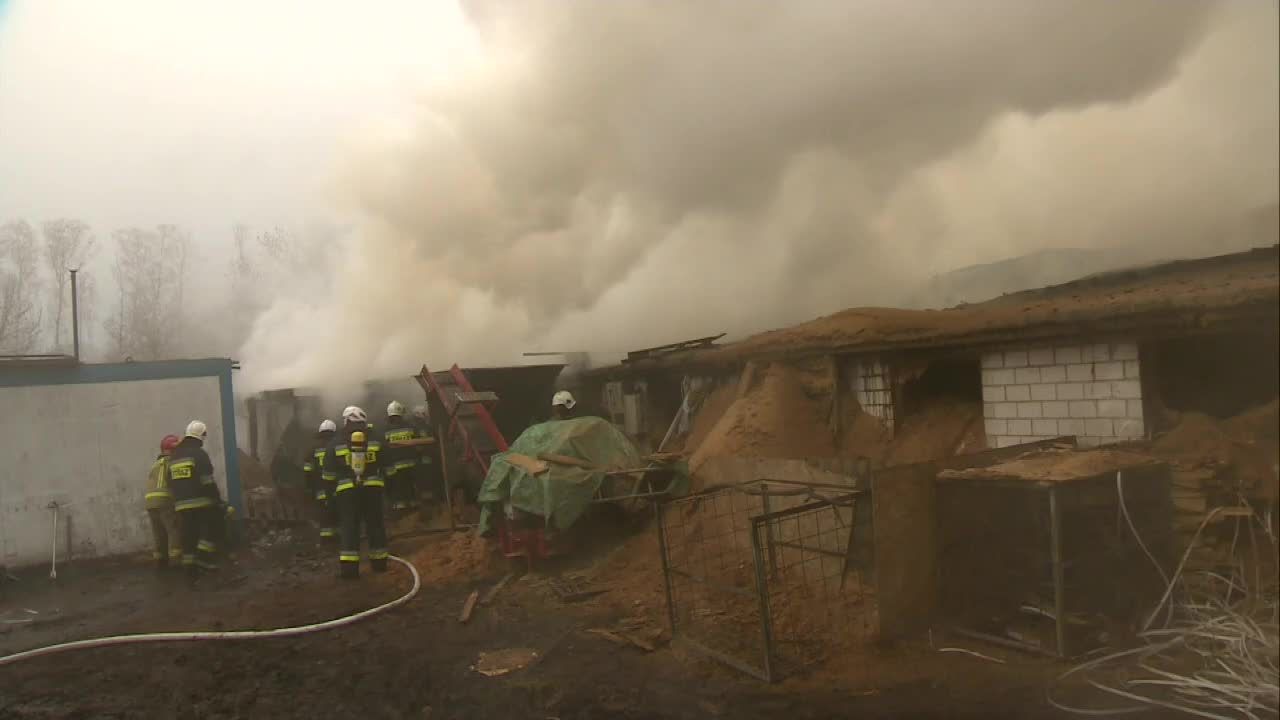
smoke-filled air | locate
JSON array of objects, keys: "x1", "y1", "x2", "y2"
[{"x1": 1, "y1": 1, "x2": 1276, "y2": 396}]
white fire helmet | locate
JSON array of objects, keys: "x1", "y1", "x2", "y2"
[
  {"x1": 342, "y1": 406, "x2": 368, "y2": 424},
  {"x1": 318, "y1": 419, "x2": 337, "y2": 433},
  {"x1": 552, "y1": 390, "x2": 576, "y2": 410},
  {"x1": 386, "y1": 400, "x2": 405, "y2": 418},
  {"x1": 184, "y1": 420, "x2": 208, "y2": 440}
]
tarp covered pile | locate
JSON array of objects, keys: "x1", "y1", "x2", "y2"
[{"x1": 477, "y1": 416, "x2": 689, "y2": 534}]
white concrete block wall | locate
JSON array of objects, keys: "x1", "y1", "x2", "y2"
[
  {"x1": 848, "y1": 356, "x2": 894, "y2": 433},
  {"x1": 982, "y1": 342, "x2": 1144, "y2": 448},
  {"x1": 0, "y1": 375, "x2": 229, "y2": 568}
]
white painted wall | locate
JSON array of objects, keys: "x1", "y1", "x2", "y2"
[
  {"x1": 0, "y1": 376, "x2": 227, "y2": 568},
  {"x1": 981, "y1": 342, "x2": 1145, "y2": 448}
]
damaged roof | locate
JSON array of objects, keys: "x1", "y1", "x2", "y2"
[{"x1": 595, "y1": 245, "x2": 1280, "y2": 376}]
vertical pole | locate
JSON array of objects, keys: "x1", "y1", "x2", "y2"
[
  {"x1": 761, "y1": 484, "x2": 779, "y2": 576},
  {"x1": 654, "y1": 501, "x2": 678, "y2": 635},
  {"x1": 436, "y1": 418, "x2": 456, "y2": 532},
  {"x1": 751, "y1": 517, "x2": 777, "y2": 682},
  {"x1": 1049, "y1": 487, "x2": 1066, "y2": 658},
  {"x1": 69, "y1": 269, "x2": 80, "y2": 361}
]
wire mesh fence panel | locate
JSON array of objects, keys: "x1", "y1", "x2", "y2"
[
  {"x1": 657, "y1": 486, "x2": 771, "y2": 680},
  {"x1": 753, "y1": 492, "x2": 876, "y2": 674}
]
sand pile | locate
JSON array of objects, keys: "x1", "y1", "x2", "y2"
[
  {"x1": 402, "y1": 531, "x2": 498, "y2": 585},
  {"x1": 680, "y1": 381, "x2": 737, "y2": 453},
  {"x1": 884, "y1": 399, "x2": 985, "y2": 466},
  {"x1": 684, "y1": 362, "x2": 990, "y2": 475},
  {"x1": 688, "y1": 362, "x2": 836, "y2": 472},
  {"x1": 1152, "y1": 398, "x2": 1279, "y2": 498}
]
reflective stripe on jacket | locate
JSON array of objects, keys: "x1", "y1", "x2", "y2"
[
  {"x1": 144, "y1": 455, "x2": 174, "y2": 510},
  {"x1": 169, "y1": 437, "x2": 220, "y2": 512}
]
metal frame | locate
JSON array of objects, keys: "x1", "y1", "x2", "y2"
[
  {"x1": 936, "y1": 467, "x2": 1173, "y2": 658},
  {"x1": 656, "y1": 480, "x2": 870, "y2": 682}
]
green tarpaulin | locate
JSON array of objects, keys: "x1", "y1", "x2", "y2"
[{"x1": 477, "y1": 416, "x2": 688, "y2": 534}]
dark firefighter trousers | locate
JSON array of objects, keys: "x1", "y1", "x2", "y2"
[
  {"x1": 314, "y1": 490, "x2": 338, "y2": 541},
  {"x1": 177, "y1": 505, "x2": 223, "y2": 577},
  {"x1": 336, "y1": 485, "x2": 388, "y2": 578}
]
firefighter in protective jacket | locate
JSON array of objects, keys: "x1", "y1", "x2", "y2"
[
  {"x1": 145, "y1": 434, "x2": 183, "y2": 570},
  {"x1": 305, "y1": 419, "x2": 339, "y2": 541},
  {"x1": 324, "y1": 406, "x2": 388, "y2": 578},
  {"x1": 167, "y1": 420, "x2": 224, "y2": 579},
  {"x1": 382, "y1": 401, "x2": 420, "y2": 510}
]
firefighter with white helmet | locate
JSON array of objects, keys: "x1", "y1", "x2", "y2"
[
  {"x1": 305, "y1": 419, "x2": 339, "y2": 542},
  {"x1": 551, "y1": 390, "x2": 577, "y2": 420},
  {"x1": 323, "y1": 405, "x2": 388, "y2": 578},
  {"x1": 382, "y1": 400, "x2": 420, "y2": 511},
  {"x1": 167, "y1": 420, "x2": 224, "y2": 581}
]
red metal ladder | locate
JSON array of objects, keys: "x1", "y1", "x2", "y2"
[{"x1": 415, "y1": 364, "x2": 509, "y2": 478}]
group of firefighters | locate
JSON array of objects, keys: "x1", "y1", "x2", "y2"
[
  {"x1": 142, "y1": 420, "x2": 229, "y2": 580},
  {"x1": 302, "y1": 401, "x2": 439, "y2": 578},
  {"x1": 142, "y1": 390, "x2": 579, "y2": 583}
]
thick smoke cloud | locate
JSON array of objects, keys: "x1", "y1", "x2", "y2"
[{"x1": 240, "y1": 0, "x2": 1277, "y2": 394}]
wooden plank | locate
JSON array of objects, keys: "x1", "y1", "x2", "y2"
[
  {"x1": 454, "y1": 391, "x2": 499, "y2": 404},
  {"x1": 538, "y1": 453, "x2": 597, "y2": 470},
  {"x1": 505, "y1": 453, "x2": 550, "y2": 475},
  {"x1": 459, "y1": 589, "x2": 480, "y2": 624}
]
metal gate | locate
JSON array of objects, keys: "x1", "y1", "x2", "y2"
[{"x1": 657, "y1": 480, "x2": 872, "y2": 681}]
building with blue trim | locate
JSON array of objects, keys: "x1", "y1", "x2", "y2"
[{"x1": 0, "y1": 357, "x2": 241, "y2": 568}]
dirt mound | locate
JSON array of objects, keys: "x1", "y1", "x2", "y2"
[
  {"x1": 402, "y1": 530, "x2": 499, "y2": 585},
  {"x1": 1153, "y1": 398, "x2": 1279, "y2": 498},
  {"x1": 238, "y1": 450, "x2": 272, "y2": 488},
  {"x1": 884, "y1": 399, "x2": 985, "y2": 466},
  {"x1": 681, "y1": 381, "x2": 738, "y2": 453},
  {"x1": 689, "y1": 362, "x2": 835, "y2": 472}
]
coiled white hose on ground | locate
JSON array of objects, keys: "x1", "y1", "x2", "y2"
[{"x1": 0, "y1": 555, "x2": 420, "y2": 668}]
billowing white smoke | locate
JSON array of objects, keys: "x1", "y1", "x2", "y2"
[{"x1": 239, "y1": 0, "x2": 1277, "y2": 394}]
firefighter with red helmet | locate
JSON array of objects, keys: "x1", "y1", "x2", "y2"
[{"x1": 145, "y1": 434, "x2": 183, "y2": 571}]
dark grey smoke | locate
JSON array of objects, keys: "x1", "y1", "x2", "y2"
[{"x1": 242, "y1": 0, "x2": 1277, "y2": 392}]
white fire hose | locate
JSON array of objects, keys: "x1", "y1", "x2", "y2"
[{"x1": 0, "y1": 555, "x2": 420, "y2": 668}]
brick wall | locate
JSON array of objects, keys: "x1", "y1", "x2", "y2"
[
  {"x1": 847, "y1": 356, "x2": 894, "y2": 433},
  {"x1": 981, "y1": 342, "x2": 1144, "y2": 448}
]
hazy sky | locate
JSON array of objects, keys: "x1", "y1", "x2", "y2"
[
  {"x1": 1, "y1": 1, "x2": 1276, "y2": 395},
  {"x1": 0, "y1": 1, "x2": 477, "y2": 237}
]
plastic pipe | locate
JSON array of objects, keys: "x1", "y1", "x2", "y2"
[
  {"x1": 47, "y1": 503, "x2": 59, "y2": 581},
  {"x1": 0, "y1": 555, "x2": 420, "y2": 668}
]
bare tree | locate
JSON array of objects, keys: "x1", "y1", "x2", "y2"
[
  {"x1": 0, "y1": 220, "x2": 44, "y2": 353},
  {"x1": 103, "y1": 225, "x2": 190, "y2": 360},
  {"x1": 41, "y1": 218, "x2": 95, "y2": 352}
]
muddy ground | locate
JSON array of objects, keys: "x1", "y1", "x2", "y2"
[{"x1": 0, "y1": 518, "x2": 1093, "y2": 719}]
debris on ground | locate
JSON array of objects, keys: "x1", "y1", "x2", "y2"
[
  {"x1": 472, "y1": 647, "x2": 539, "y2": 677},
  {"x1": 251, "y1": 528, "x2": 294, "y2": 550},
  {"x1": 480, "y1": 572, "x2": 514, "y2": 606},
  {"x1": 548, "y1": 576, "x2": 607, "y2": 603},
  {"x1": 585, "y1": 624, "x2": 664, "y2": 653},
  {"x1": 459, "y1": 589, "x2": 480, "y2": 624}
]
